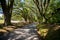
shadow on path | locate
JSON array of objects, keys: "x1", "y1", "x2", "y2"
[{"x1": 0, "y1": 23, "x2": 42, "y2": 40}]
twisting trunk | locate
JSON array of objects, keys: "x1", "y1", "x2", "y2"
[{"x1": 33, "y1": 0, "x2": 50, "y2": 23}]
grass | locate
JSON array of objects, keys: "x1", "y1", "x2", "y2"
[
  {"x1": 37, "y1": 24, "x2": 49, "y2": 37},
  {"x1": 0, "y1": 20, "x2": 4, "y2": 24},
  {"x1": 37, "y1": 24, "x2": 55, "y2": 38},
  {"x1": 37, "y1": 23, "x2": 60, "y2": 40}
]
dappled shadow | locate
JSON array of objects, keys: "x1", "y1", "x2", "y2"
[
  {"x1": 0, "y1": 23, "x2": 43, "y2": 40},
  {"x1": 21, "y1": 23, "x2": 37, "y2": 29}
]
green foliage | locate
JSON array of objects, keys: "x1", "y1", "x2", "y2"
[
  {"x1": 33, "y1": 0, "x2": 60, "y2": 23},
  {"x1": 12, "y1": 0, "x2": 38, "y2": 22}
]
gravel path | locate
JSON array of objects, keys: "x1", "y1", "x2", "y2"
[{"x1": 0, "y1": 23, "x2": 42, "y2": 40}]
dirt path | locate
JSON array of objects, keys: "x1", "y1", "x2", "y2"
[{"x1": 0, "y1": 23, "x2": 42, "y2": 40}]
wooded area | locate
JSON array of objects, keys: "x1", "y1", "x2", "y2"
[{"x1": 0, "y1": 0, "x2": 60, "y2": 40}]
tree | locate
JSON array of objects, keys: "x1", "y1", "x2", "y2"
[
  {"x1": 33, "y1": 0, "x2": 51, "y2": 23},
  {"x1": 33, "y1": 0, "x2": 60, "y2": 23},
  {"x1": 0, "y1": 0, "x2": 14, "y2": 26},
  {"x1": 13, "y1": 0, "x2": 37, "y2": 22}
]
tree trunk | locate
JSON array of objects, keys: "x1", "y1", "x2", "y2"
[
  {"x1": 24, "y1": 17, "x2": 27, "y2": 22},
  {"x1": 4, "y1": 11, "x2": 12, "y2": 26},
  {"x1": 0, "y1": 0, "x2": 14, "y2": 26}
]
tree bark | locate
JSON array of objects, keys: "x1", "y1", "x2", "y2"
[
  {"x1": 33, "y1": 0, "x2": 50, "y2": 23},
  {"x1": 0, "y1": 0, "x2": 14, "y2": 26},
  {"x1": 4, "y1": 11, "x2": 12, "y2": 26}
]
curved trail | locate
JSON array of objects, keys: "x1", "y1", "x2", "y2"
[{"x1": 0, "y1": 23, "x2": 42, "y2": 40}]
